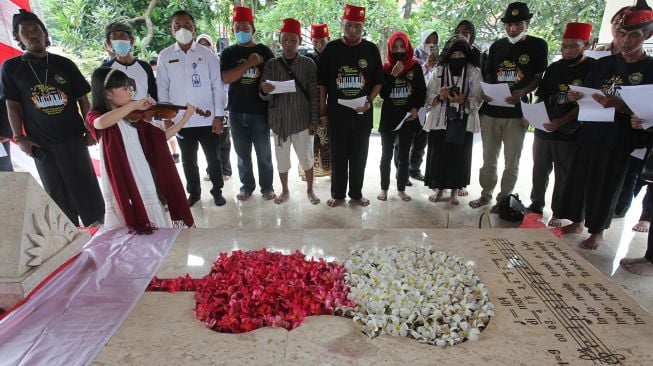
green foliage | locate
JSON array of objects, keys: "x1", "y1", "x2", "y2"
[{"x1": 40, "y1": 0, "x2": 606, "y2": 76}]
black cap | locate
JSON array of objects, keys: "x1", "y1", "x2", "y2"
[
  {"x1": 12, "y1": 9, "x2": 47, "y2": 34},
  {"x1": 501, "y1": 2, "x2": 533, "y2": 23},
  {"x1": 105, "y1": 22, "x2": 132, "y2": 39}
]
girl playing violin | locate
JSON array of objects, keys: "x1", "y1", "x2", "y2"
[{"x1": 86, "y1": 67, "x2": 195, "y2": 233}]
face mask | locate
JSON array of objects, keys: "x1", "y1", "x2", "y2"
[
  {"x1": 391, "y1": 52, "x2": 406, "y2": 62},
  {"x1": 449, "y1": 58, "x2": 466, "y2": 75},
  {"x1": 235, "y1": 31, "x2": 253, "y2": 44},
  {"x1": 507, "y1": 31, "x2": 526, "y2": 44},
  {"x1": 423, "y1": 43, "x2": 433, "y2": 55},
  {"x1": 175, "y1": 28, "x2": 193, "y2": 45},
  {"x1": 111, "y1": 40, "x2": 131, "y2": 57},
  {"x1": 561, "y1": 52, "x2": 584, "y2": 66}
]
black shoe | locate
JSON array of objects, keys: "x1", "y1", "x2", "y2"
[
  {"x1": 172, "y1": 153, "x2": 180, "y2": 164},
  {"x1": 188, "y1": 195, "x2": 201, "y2": 207},
  {"x1": 405, "y1": 179, "x2": 413, "y2": 187},
  {"x1": 527, "y1": 203, "x2": 543, "y2": 214},
  {"x1": 213, "y1": 193, "x2": 227, "y2": 206},
  {"x1": 409, "y1": 172, "x2": 425, "y2": 181}
]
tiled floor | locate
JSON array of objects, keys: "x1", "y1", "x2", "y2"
[{"x1": 184, "y1": 132, "x2": 652, "y2": 314}]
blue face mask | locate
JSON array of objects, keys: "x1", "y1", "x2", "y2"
[
  {"x1": 111, "y1": 40, "x2": 132, "y2": 57},
  {"x1": 235, "y1": 31, "x2": 253, "y2": 44}
]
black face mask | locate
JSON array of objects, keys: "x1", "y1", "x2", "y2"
[
  {"x1": 449, "y1": 58, "x2": 466, "y2": 75},
  {"x1": 391, "y1": 52, "x2": 406, "y2": 62},
  {"x1": 561, "y1": 53, "x2": 584, "y2": 66}
]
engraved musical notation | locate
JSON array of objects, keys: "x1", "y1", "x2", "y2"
[{"x1": 483, "y1": 238, "x2": 649, "y2": 365}]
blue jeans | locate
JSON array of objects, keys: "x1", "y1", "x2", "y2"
[
  {"x1": 229, "y1": 112, "x2": 274, "y2": 194},
  {"x1": 0, "y1": 141, "x2": 13, "y2": 171}
]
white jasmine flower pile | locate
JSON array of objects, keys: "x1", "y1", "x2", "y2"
[{"x1": 337, "y1": 246, "x2": 494, "y2": 346}]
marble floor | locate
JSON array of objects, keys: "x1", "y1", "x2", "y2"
[{"x1": 185, "y1": 133, "x2": 652, "y2": 314}]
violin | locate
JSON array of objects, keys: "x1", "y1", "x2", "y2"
[{"x1": 125, "y1": 102, "x2": 211, "y2": 122}]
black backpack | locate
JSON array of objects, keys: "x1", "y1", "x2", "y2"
[{"x1": 498, "y1": 194, "x2": 526, "y2": 222}]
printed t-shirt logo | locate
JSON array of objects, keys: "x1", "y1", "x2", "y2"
[
  {"x1": 336, "y1": 66, "x2": 366, "y2": 97},
  {"x1": 406, "y1": 70, "x2": 414, "y2": 80},
  {"x1": 358, "y1": 59, "x2": 368, "y2": 69},
  {"x1": 518, "y1": 54, "x2": 530, "y2": 65},
  {"x1": 629, "y1": 72, "x2": 643, "y2": 85},
  {"x1": 54, "y1": 74, "x2": 66, "y2": 84},
  {"x1": 390, "y1": 77, "x2": 411, "y2": 106},
  {"x1": 31, "y1": 84, "x2": 68, "y2": 115},
  {"x1": 555, "y1": 83, "x2": 569, "y2": 104},
  {"x1": 496, "y1": 60, "x2": 523, "y2": 85},
  {"x1": 602, "y1": 75, "x2": 624, "y2": 97},
  {"x1": 239, "y1": 57, "x2": 260, "y2": 85}
]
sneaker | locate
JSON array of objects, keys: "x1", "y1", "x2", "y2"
[
  {"x1": 213, "y1": 193, "x2": 226, "y2": 206},
  {"x1": 172, "y1": 153, "x2": 180, "y2": 164}
]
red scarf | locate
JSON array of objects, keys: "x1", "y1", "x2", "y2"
[
  {"x1": 383, "y1": 31, "x2": 418, "y2": 77},
  {"x1": 87, "y1": 111, "x2": 194, "y2": 234}
]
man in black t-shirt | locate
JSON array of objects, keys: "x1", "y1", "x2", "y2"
[
  {"x1": 561, "y1": 1, "x2": 653, "y2": 254},
  {"x1": 220, "y1": 6, "x2": 276, "y2": 201},
  {"x1": 0, "y1": 10, "x2": 104, "y2": 226},
  {"x1": 469, "y1": 2, "x2": 548, "y2": 211},
  {"x1": 318, "y1": 4, "x2": 384, "y2": 207},
  {"x1": 526, "y1": 23, "x2": 593, "y2": 227}
]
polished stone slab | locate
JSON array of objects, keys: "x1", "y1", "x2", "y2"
[{"x1": 94, "y1": 228, "x2": 653, "y2": 365}]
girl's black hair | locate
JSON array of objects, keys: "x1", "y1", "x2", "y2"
[{"x1": 91, "y1": 67, "x2": 132, "y2": 113}]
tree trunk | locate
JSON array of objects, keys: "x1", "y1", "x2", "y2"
[
  {"x1": 403, "y1": 0, "x2": 414, "y2": 19},
  {"x1": 128, "y1": 0, "x2": 158, "y2": 57}
]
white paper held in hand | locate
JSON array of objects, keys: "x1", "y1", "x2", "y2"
[
  {"x1": 480, "y1": 82, "x2": 513, "y2": 107},
  {"x1": 568, "y1": 85, "x2": 615, "y2": 122},
  {"x1": 267, "y1": 80, "x2": 296, "y2": 94},
  {"x1": 584, "y1": 50, "x2": 611, "y2": 60},
  {"x1": 393, "y1": 112, "x2": 413, "y2": 131},
  {"x1": 0, "y1": 143, "x2": 6, "y2": 158},
  {"x1": 338, "y1": 96, "x2": 368, "y2": 115},
  {"x1": 619, "y1": 85, "x2": 653, "y2": 130},
  {"x1": 520, "y1": 101, "x2": 551, "y2": 132}
]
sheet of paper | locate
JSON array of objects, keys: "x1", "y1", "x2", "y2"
[
  {"x1": 338, "y1": 96, "x2": 368, "y2": 115},
  {"x1": 632, "y1": 148, "x2": 647, "y2": 160},
  {"x1": 267, "y1": 80, "x2": 296, "y2": 94},
  {"x1": 0, "y1": 143, "x2": 6, "y2": 158},
  {"x1": 480, "y1": 82, "x2": 513, "y2": 107},
  {"x1": 619, "y1": 85, "x2": 653, "y2": 130},
  {"x1": 520, "y1": 102, "x2": 551, "y2": 132},
  {"x1": 584, "y1": 50, "x2": 611, "y2": 60},
  {"x1": 568, "y1": 85, "x2": 615, "y2": 122},
  {"x1": 393, "y1": 112, "x2": 413, "y2": 131}
]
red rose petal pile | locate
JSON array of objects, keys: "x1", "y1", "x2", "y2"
[{"x1": 147, "y1": 249, "x2": 354, "y2": 333}]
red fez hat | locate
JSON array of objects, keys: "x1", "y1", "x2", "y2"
[
  {"x1": 343, "y1": 4, "x2": 366, "y2": 22},
  {"x1": 233, "y1": 6, "x2": 254, "y2": 23},
  {"x1": 622, "y1": 0, "x2": 653, "y2": 30},
  {"x1": 563, "y1": 22, "x2": 592, "y2": 41},
  {"x1": 281, "y1": 18, "x2": 301, "y2": 36},
  {"x1": 311, "y1": 24, "x2": 329, "y2": 39}
]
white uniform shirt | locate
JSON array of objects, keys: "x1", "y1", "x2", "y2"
[{"x1": 156, "y1": 41, "x2": 226, "y2": 128}]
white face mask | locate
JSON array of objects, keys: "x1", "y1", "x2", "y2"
[
  {"x1": 507, "y1": 31, "x2": 526, "y2": 44},
  {"x1": 424, "y1": 43, "x2": 433, "y2": 55},
  {"x1": 175, "y1": 28, "x2": 193, "y2": 45}
]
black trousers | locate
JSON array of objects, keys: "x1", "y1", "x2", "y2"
[
  {"x1": 614, "y1": 156, "x2": 653, "y2": 220},
  {"x1": 559, "y1": 145, "x2": 630, "y2": 234},
  {"x1": 380, "y1": 126, "x2": 415, "y2": 191},
  {"x1": 220, "y1": 127, "x2": 232, "y2": 177},
  {"x1": 35, "y1": 135, "x2": 104, "y2": 226},
  {"x1": 177, "y1": 126, "x2": 223, "y2": 198},
  {"x1": 394, "y1": 123, "x2": 426, "y2": 176},
  {"x1": 329, "y1": 128, "x2": 370, "y2": 200}
]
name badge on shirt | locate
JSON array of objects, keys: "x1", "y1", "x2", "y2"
[
  {"x1": 192, "y1": 74, "x2": 201, "y2": 87},
  {"x1": 192, "y1": 62, "x2": 201, "y2": 87}
]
